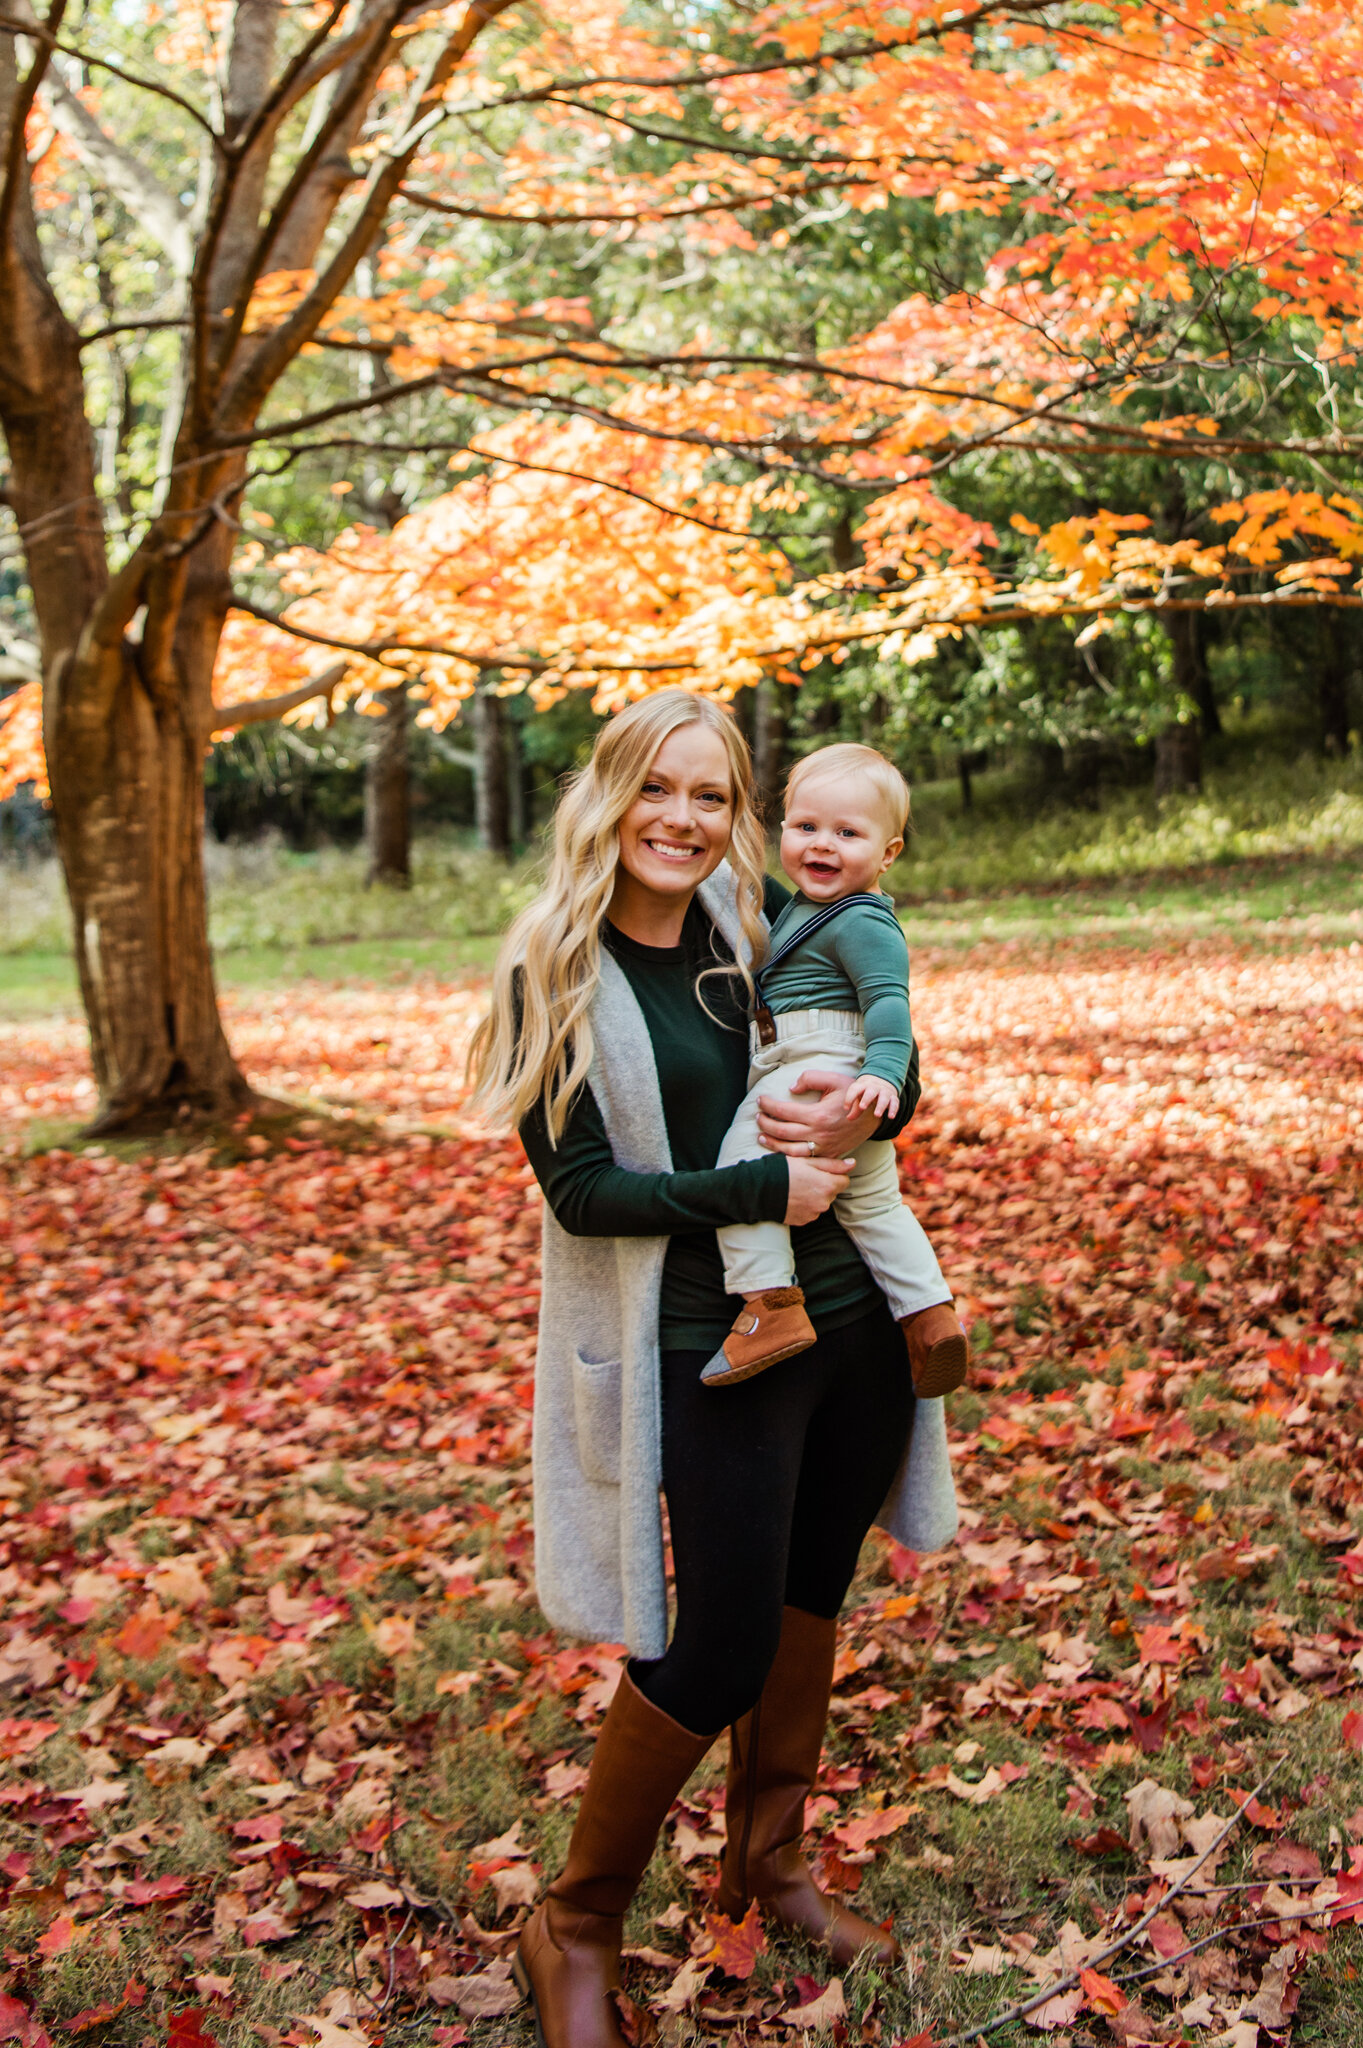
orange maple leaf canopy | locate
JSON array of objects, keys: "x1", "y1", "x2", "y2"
[{"x1": 5, "y1": 0, "x2": 1363, "y2": 793}]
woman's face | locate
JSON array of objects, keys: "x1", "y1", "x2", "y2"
[{"x1": 615, "y1": 723, "x2": 735, "y2": 905}]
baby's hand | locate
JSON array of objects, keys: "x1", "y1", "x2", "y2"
[{"x1": 846, "y1": 1075, "x2": 899, "y2": 1120}]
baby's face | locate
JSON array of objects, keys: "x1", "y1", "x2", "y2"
[{"x1": 779, "y1": 772, "x2": 903, "y2": 901}]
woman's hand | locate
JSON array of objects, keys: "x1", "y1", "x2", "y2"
[
  {"x1": 756, "y1": 1071, "x2": 879, "y2": 1158},
  {"x1": 783, "y1": 1153, "x2": 854, "y2": 1226}
]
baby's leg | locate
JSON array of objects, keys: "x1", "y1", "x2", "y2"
[
  {"x1": 705, "y1": 1043, "x2": 859, "y2": 1389},
  {"x1": 715, "y1": 1071, "x2": 797, "y2": 1298},
  {"x1": 834, "y1": 1141, "x2": 951, "y2": 1320},
  {"x1": 835, "y1": 1143, "x2": 969, "y2": 1397}
]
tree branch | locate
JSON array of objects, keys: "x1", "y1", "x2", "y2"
[
  {"x1": 43, "y1": 69, "x2": 193, "y2": 275},
  {"x1": 0, "y1": 0, "x2": 66, "y2": 247},
  {"x1": 397, "y1": 173, "x2": 863, "y2": 227},
  {"x1": 0, "y1": 13, "x2": 222, "y2": 141},
  {"x1": 212, "y1": 658, "x2": 347, "y2": 730}
]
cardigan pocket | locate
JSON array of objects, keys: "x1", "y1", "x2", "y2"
[{"x1": 571, "y1": 1351, "x2": 622, "y2": 1485}]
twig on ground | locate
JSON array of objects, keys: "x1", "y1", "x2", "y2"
[
  {"x1": 938, "y1": 1756, "x2": 1288, "y2": 2046},
  {"x1": 1114, "y1": 1895, "x2": 1349, "y2": 1988}
]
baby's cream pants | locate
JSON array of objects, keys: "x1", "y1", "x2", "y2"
[{"x1": 715, "y1": 1008, "x2": 951, "y2": 1319}]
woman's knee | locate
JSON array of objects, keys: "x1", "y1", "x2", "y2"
[{"x1": 646, "y1": 1614, "x2": 784, "y2": 1733}]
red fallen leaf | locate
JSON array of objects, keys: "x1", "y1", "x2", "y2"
[
  {"x1": 0, "y1": 1721, "x2": 59, "y2": 1760},
  {"x1": 233, "y1": 1815, "x2": 284, "y2": 1842},
  {"x1": 1341, "y1": 1709, "x2": 1363, "y2": 1751},
  {"x1": 167, "y1": 2011, "x2": 220, "y2": 2048},
  {"x1": 113, "y1": 1603, "x2": 177, "y2": 1662},
  {"x1": 239, "y1": 1909, "x2": 296, "y2": 1946},
  {"x1": 125, "y1": 1874, "x2": 190, "y2": 1905},
  {"x1": 609, "y1": 1990, "x2": 658, "y2": 2045},
  {"x1": 36, "y1": 1914, "x2": 76, "y2": 1956},
  {"x1": 1146, "y1": 1911, "x2": 1186, "y2": 1958},
  {"x1": 431, "y1": 2031, "x2": 469, "y2": 2048},
  {"x1": 893, "y1": 2033, "x2": 940, "y2": 2048},
  {"x1": 1236, "y1": 1795, "x2": 1283, "y2": 1831},
  {"x1": 1074, "y1": 1828, "x2": 1129, "y2": 1858},
  {"x1": 1134, "y1": 1625, "x2": 1184, "y2": 1667},
  {"x1": 1254, "y1": 1841, "x2": 1322, "y2": 1882},
  {"x1": 1329, "y1": 1865, "x2": 1363, "y2": 1927},
  {"x1": 812, "y1": 1850, "x2": 864, "y2": 1893},
  {"x1": 0, "y1": 1995, "x2": 51, "y2": 2048},
  {"x1": 702, "y1": 1901, "x2": 766, "y2": 1980},
  {"x1": 1079, "y1": 1966, "x2": 1127, "y2": 2017},
  {"x1": 65, "y1": 1983, "x2": 147, "y2": 2035},
  {"x1": 1122, "y1": 1698, "x2": 1171, "y2": 1754},
  {"x1": 830, "y1": 1803, "x2": 917, "y2": 1853}
]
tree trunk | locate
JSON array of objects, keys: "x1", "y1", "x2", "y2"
[
  {"x1": 754, "y1": 677, "x2": 789, "y2": 832},
  {"x1": 956, "y1": 751, "x2": 974, "y2": 812},
  {"x1": 1320, "y1": 610, "x2": 1356, "y2": 755},
  {"x1": 1165, "y1": 608, "x2": 1220, "y2": 737},
  {"x1": 1153, "y1": 722, "x2": 1202, "y2": 796},
  {"x1": 46, "y1": 643, "x2": 251, "y2": 1134},
  {"x1": 364, "y1": 682, "x2": 410, "y2": 885},
  {"x1": 473, "y1": 686, "x2": 512, "y2": 856},
  {"x1": 505, "y1": 708, "x2": 527, "y2": 850}
]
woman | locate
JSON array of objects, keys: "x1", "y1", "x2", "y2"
[{"x1": 470, "y1": 689, "x2": 957, "y2": 2048}]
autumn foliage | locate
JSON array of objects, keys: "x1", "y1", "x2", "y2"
[{"x1": 5, "y1": 0, "x2": 1363, "y2": 801}]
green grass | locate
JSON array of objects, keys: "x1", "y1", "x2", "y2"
[{"x1": 892, "y1": 725, "x2": 1363, "y2": 898}]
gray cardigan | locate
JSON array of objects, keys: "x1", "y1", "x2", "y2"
[{"x1": 530, "y1": 865, "x2": 959, "y2": 1658}]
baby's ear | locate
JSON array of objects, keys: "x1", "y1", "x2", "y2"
[{"x1": 881, "y1": 836, "x2": 904, "y2": 869}]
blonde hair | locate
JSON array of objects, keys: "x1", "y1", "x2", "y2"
[
  {"x1": 468, "y1": 689, "x2": 768, "y2": 1141},
  {"x1": 786, "y1": 743, "x2": 911, "y2": 839}
]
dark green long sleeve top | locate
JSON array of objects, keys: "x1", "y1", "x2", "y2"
[
  {"x1": 518, "y1": 877, "x2": 921, "y2": 1351},
  {"x1": 764, "y1": 891, "x2": 913, "y2": 1089}
]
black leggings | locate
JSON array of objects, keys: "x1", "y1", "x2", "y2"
[{"x1": 632, "y1": 1302, "x2": 915, "y2": 1738}]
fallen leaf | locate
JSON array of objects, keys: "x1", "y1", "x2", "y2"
[
  {"x1": 782, "y1": 1978, "x2": 846, "y2": 2028},
  {"x1": 702, "y1": 1902, "x2": 767, "y2": 1980}
]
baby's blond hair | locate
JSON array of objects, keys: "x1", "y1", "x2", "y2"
[{"x1": 785, "y1": 743, "x2": 910, "y2": 840}]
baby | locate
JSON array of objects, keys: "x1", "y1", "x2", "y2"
[{"x1": 703, "y1": 743, "x2": 969, "y2": 1395}]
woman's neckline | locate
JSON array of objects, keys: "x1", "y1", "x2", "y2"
[{"x1": 604, "y1": 909, "x2": 697, "y2": 962}]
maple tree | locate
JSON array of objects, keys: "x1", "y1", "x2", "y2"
[
  {"x1": 1, "y1": 923, "x2": 1361, "y2": 2038},
  {"x1": 1, "y1": 0, "x2": 1362, "y2": 1129}
]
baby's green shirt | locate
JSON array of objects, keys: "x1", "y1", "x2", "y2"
[{"x1": 763, "y1": 891, "x2": 912, "y2": 1089}]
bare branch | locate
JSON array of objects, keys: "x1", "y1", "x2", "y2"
[
  {"x1": 212, "y1": 658, "x2": 347, "y2": 729},
  {"x1": 398, "y1": 173, "x2": 864, "y2": 227},
  {"x1": 78, "y1": 316, "x2": 191, "y2": 347},
  {"x1": 220, "y1": 0, "x2": 523, "y2": 419},
  {"x1": 0, "y1": 13, "x2": 222, "y2": 141}
]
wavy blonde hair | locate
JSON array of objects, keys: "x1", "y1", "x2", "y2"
[{"x1": 468, "y1": 688, "x2": 768, "y2": 1141}]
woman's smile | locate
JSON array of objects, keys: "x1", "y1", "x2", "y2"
[{"x1": 645, "y1": 838, "x2": 707, "y2": 861}]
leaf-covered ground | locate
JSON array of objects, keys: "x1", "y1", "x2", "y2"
[{"x1": 1, "y1": 935, "x2": 1361, "y2": 2048}]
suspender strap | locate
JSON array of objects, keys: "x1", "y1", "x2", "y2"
[{"x1": 752, "y1": 892, "x2": 888, "y2": 1044}]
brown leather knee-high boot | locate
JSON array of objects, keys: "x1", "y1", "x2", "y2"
[
  {"x1": 514, "y1": 1672, "x2": 711, "y2": 2048},
  {"x1": 717, "y1": 1606, "x2": 900, "y2": 1969}
]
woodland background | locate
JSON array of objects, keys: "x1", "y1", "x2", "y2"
[{"x1": 2, "y1": 0, "x2": 1363, "y2": 2044}]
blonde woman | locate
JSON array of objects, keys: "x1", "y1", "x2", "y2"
[{"x1": 471, "y1": 688, "x2": 957, "y2": 2048}]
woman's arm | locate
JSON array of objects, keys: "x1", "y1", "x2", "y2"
[
  {"x1": 520, "y1": 1084, "x2": 790, "y2": 1239},
  {"x1": 755, "y1": 1044, "x2": 920, "y2": 1154}
]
